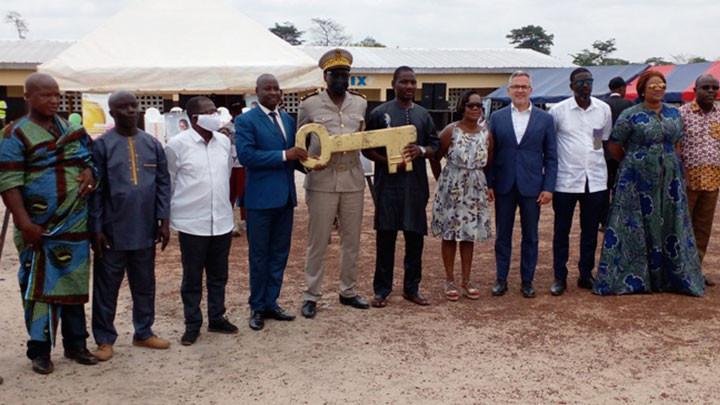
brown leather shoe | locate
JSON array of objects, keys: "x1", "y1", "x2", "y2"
[
  {"x1": 133, "y1": 335, "x2": 171, "y2": 350},
  {"x1": 402, "y1": 292, "x2": 430, "y2": 306},
  {"x1": 370, "y1": 295, "x2": 388, "y2": 308},
  {"x1": 94, "y1": 344, "x2": 114, "y2": 361}
]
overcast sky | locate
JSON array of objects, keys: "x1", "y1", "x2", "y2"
[{"x1": 1, "y1": 0, "x2": 718, "y2": 64}]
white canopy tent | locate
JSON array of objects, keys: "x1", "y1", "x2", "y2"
[{"x1": 39, "y1": 0, "x2": 322, "y2": 93}]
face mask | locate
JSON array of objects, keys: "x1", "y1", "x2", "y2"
[
  {"x1": 196, "y1": 113, "x2": 225, "y2": 132},
  {"x1": 329, "y1": 80, "x2": 348, "y2": 95}
]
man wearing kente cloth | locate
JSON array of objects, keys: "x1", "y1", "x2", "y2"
[{"x1": 0, "y1": 73, "x2": 98, "y2": 374}]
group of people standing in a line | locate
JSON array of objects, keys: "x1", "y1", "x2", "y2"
[{"x1": 1, "y1": 47, "x2": 719, "y2": 375}]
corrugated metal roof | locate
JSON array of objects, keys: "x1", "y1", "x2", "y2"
[
  {"x1": 299, "y1": 46, "x2": 572, "y2": 73},
  {"x1": 0, "y1": 40, "x2": 572, "y2": 73},
  {"x1": 0, "y1": 40, "x2": 73, "y2": 68}
]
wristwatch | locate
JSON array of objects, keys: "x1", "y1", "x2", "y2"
[{"x1": 418, "y1": 145, "x2": 427, "y2": 156}]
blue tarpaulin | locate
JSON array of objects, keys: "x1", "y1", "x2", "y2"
[
  {"x1": 488, "y1": 64, "x2": 650, "y2": 104},
  {"x1": 625, "y1": 62, "x2": 720, "y2": 103}
]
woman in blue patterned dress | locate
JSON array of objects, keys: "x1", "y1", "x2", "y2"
[
  {"x1": 593, "y1": 71, "x2": 704, "y2": 296},
  {"x1": 431, "y1": 90, "x2": 493, "y2": 301}
]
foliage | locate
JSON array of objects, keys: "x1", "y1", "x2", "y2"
[
  {"x1": 352, "y1": 36, "x2": 385, "y2": 47},
  {"x1": 505, "y1": 25, "x2": 554, "y2": 55},
  {"x1": 643, "y1": 57, "x2": 672, "y2": 66},
  {"x1": 571, "y1": 39, "x2": 629, "y2": 66},
  {"x1": 269, "y1": 22, "x2": 304, "y2": 45}
]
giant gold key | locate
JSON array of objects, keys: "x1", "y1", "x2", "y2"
[{"x1": 295, "y1": 123, "x2": 417, "y2": 173}]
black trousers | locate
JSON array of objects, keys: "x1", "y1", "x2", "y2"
[
  {"x1": 552, "y1": 186, "x2": 607, "y2": 282},
  {"x1": 92, "y1": 247, "x2": 156, "y2": 345},
  {"x1": 27, "y1": 304, "x2": 88, "y2": 359},
  {"x1": 178, "y1": 232, "x2": 232, "y2": 332},
  {"x1": 373, "y1": 230, "x2": 423, "y2": 298}
]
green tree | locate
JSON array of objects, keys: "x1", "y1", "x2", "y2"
[
  {"x1": 309, "y1": 18, "x2": 351, "y2": 46},
  {"x1": 687, "y1": 56, "x2": 709, "y2": 64},
  {"x1": 644, "y1": 57, "x2": 672, "y2": 66},
  {"x1": 353, "y1": 36, "x2": 385, "y2": 47},
  {"x1": 670, "y1": 54, "x2": 710, "y2": 64},
  {"x1": 571, "y1": 39, "x2": 629, "y2": 66},
  {"x1": 506, "y1": 25, "x2": 554, "y2": 55},
  {"x1": 269, "y1": 22, "x2": 304, "y2": 45}
]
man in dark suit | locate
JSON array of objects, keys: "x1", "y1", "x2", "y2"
[
  {"x1": 600, "y1": 77, "x2": 634, "y2": 228},
  {"x1": 235, "y1": 74, "x2": 307, "y2": 331},
  {"x1": 605, "y1": 77, "x2": 634, "y2": 125},
  {"x1": 487, "y1": 71, "x2": 557, "y2": 298}
]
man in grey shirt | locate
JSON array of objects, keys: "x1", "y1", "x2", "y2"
[{"x1": 89, "y1": 91, "x2": 171, "y2": 361}]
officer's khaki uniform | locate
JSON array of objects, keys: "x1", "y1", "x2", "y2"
[{"x1": 299, "y1": 89, "x2": 367, "y2": 301}]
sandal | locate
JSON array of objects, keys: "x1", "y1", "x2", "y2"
[
  {"x1": 462, "y1": 282, "x2": 481, "y2": 300},
  {"x1": 445, "y1": 281, "x2": 460, "y2": 301}
]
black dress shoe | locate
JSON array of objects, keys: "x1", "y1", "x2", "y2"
[
  {"x1": 550, "y1": 279, "x2": 567, "y2": 296},
  {"x1": 577, "y1": 276, "x2": 595, "y2": 290},
  {"x1": 521, "y1": 284, "x2": 536, "y2": 298},
  {"x1": 248, "y1": 311, "x2": 265, "y2": 331},
  {"x1": 181, "y1": 330, "x2": 200, "y2": 346},
  {"x1": 301, "y1": 300, "x2": 317, "y2": 319},
  {"x1": 64, "y1": 348, "x2": 99, "y2": 365},
  {"x1": 208, "y1": 316, "x2": 239, "y2": 334},
  {"x1": 263, "y1": 307, "x2": 296, "y2": 321},
  {"x1": 339, "y1": 294, "x2": 370, "y2": 309},
  {"x1": 31, "y1": 356, "x2": 54, "y2": 374},
  {"x1": 402, "y1": 292, "x2": 430, "y2": 306},
  {"x1": 491, "y1": 280, "x2": 508, "y2": 296}
]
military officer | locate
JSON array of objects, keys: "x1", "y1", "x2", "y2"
[{"x1": 299, "y1": 48, "x2": 369, "y2": 318}]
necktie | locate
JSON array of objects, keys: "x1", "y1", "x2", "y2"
[{"x1": 268, "y1": 112, "x2": 286, "y2": 143}]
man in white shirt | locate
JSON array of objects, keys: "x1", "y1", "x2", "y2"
[
  {"x1": 548, "y1": 68, "x2": 612, "y2": 296},
  {"x1": 165, "y1": 96, "x2": 238, "y2": 345}
]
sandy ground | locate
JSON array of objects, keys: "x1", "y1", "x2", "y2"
[{"x1": 1, "y1": 172, "x2": 720, "y2": 404}]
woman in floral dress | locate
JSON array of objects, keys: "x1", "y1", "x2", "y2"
[
  {"x1": 431, "y1": 90, "x2": 493, "y2": 301},
  {"x1": 593, "y1": 71, "x2": 704, "y2": 296}
]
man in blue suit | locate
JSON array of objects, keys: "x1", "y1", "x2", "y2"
[
  {"x1": 235, "y1": 74, "x2": 307, "y2": 331},
  {"x1": 487, "y1": 71, "x2": 557, "y2": 298}
]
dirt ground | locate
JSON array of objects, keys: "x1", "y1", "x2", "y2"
[{"x1": 1, "y1": 172, "x2": 720, "y2": 404}]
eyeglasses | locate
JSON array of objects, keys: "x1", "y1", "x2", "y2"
[
  {"x1": 647, "y1": 83, "x2": 667, "y2": 91},
  {"x1": 573, "y1": 79, "x2": 594, "y2": 87},
  {"x1": 465, "y1": 102, "x2": 483, "y2": 109},
  {"x1": 509, "y1": 85, "x2": 530, "y2": 91},
  {"x1": 700, "y1": 85, "x2": 720, "y2": 91}
]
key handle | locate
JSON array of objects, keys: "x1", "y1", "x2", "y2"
[
  {"x1": 295, "y1": 123, "x2": 332, "y2": 170},
  {"x1": 295, "y1": 123, "x2": 417, "y2": 173}
]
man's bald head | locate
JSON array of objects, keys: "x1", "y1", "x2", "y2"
[
  {"x1": 24, "y1": 73, "x2": 60, "y2": 119},
  {"x1": 256, "y1": 74, "x2": 278, "y2": 88},
  {"x1": 695, "y1": 74, "x2": 719, "y2": 88},
  {"x1": 109, "y1": 90, "x2": 137, "y2": 110},
  {"x1": 25, "y1": 73, "x2": 59, "y2": 96},
  {"x1": 256, "y1": 74, "x2": 281, "y2": 111},
  {"x1": 108, "y1": 90, "x2": 140, "y2": 133},
  {"x1": 694, "y1": 74, "x2": 719, "y2": 111}
]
